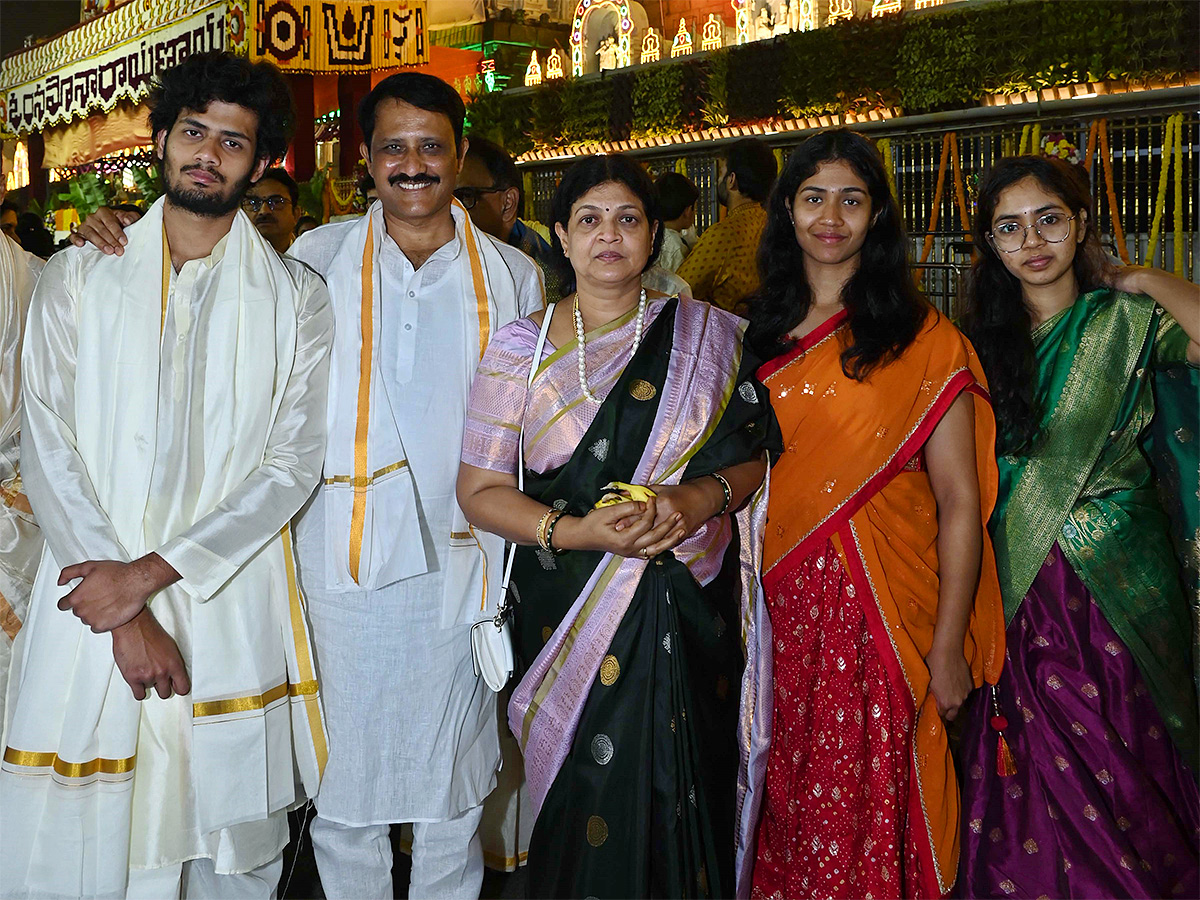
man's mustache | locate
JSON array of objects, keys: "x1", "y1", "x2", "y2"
[
  {"x1": 180, "y1": 164, "x2": 226, "y2": 184},
  {"x1": 388, "y1": 173, "x2": 439, "y2": 187}
]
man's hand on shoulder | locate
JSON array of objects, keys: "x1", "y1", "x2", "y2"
[
  {"x1": 67, "y1": 206, "x2": 141, "y2": 256},
  {"x1": 57, "y1": 552, "x2": 181, "y2": 632},
  {"x1": 111, "y1": 607, "x2": 191, "y2": 700}
]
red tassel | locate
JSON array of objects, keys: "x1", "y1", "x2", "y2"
[
  {"x1": 989, "y1": 684, "x2": 1017, "y2": 777},
  {"x1": 995, "y1": 732, "x2": 1017, "y2": 777}
]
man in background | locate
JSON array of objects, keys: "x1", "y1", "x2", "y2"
[
  {"x1": 654, "y1": 171, "x2": 699, "y2": 273},
  {"x1": 243, "y1": 165, "x2": 300, "y2": 253},
  {"x1": 1, "y1": 201, "x2": 20, "y2": 245},
  {"x1": 454, "y1": 136, "x2": 564, "y2": 303},
  {"x1": 677, "y1": 137, "x2": 777, "y2": 312}
]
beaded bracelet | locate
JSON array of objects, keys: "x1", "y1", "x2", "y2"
[{"x1": 709, "y1": 472, "x2": 733, "y2": 516}]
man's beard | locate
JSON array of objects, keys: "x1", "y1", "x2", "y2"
[
  {"x1": 163, "y1": 164, "x2": 252, "y2": 217},
  {"x1": 716, "y1": 174, "x2": 730, "y2": 208}
]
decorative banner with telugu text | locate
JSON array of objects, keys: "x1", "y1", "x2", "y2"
[
  {"x1": 2, "y1": 0, "x2": 236, "y2": 137},
  {"x1": 250, "y1": 0, "x2": 428, "y2": 73}
]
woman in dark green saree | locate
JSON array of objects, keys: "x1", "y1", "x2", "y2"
[
  {"x1": 958, "y1": 155, "x2": 1200, "y2": 898},
  {"x1": 458, "y1": 154, "x2": 781, "y2": 899}
]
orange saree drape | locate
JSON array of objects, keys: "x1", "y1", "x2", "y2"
[{"x1": 758, "y1": 308, "x2": 1005, "y2": 897}]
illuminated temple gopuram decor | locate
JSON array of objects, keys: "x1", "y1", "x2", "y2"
[
  {"x1": 640, "y1": 27, "x2": 661, "y2": 63},
  {"x1": 525, "y1": 50, "x2": 542, "y2": 86},
  {"x1": 670, "y1": 17, "x2": 693, "y2": 57},
  {"x1": 828, "y1": 0, "x2": 854, "y2": 21},
  {"x1": 569, "y1": 0, "x2": 633, "y2": 77}
]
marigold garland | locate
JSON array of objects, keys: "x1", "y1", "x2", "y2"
[
  {"x1": 1096, "y1": 120, "x2": 1130, "y2": 265},
  {"x1": 1017, "y1": 124, "x2": 1032, "y2": 156},
  {"x1": 950, "y1": 132, "x2": 971, "y2": 237},
  {"x1": 1145, "y1": 112, "x2": 1181, "y2": 268},
  {"x1": 877, "y1": 137, "x2": 897, "y2": 201}
]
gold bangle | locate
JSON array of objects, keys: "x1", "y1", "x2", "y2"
[{"x1": 536, "y1": 509, "x2": 555, "y2": 550}]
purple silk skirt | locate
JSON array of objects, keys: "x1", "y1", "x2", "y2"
[{"x1": 957, "y1": 544, "x2": 1199, "y2": 899}]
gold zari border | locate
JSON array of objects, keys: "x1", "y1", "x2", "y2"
[
  {"x1": 324, "y1": 459, "x2": 408, "y2": 487},
  {"x1": 3, "y1": 746, "x2": 136, "y2": 777}
]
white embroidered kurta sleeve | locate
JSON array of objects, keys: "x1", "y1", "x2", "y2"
[
  {"x1": 21, "y1": 251, "x2": 131, "y2": 567},
  {"x1": 153, "y1": 263, "x2": 333, "y2": 601}
]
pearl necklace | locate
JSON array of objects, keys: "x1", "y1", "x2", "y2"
[{"x1": 574, "y1": 288, "x2": 647, "y2": 405}]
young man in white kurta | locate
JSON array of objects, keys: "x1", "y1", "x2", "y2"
[
  {"x1": 287, "y1": 72, "x2": 541, "y2": 900},
  {"x1": 0, "y1": 54, "x2": 332, "y2": 900}
]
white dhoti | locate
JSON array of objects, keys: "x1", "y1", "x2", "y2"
[{"x1": 0, "y1": 200, "x2": 333, "y2": 899}]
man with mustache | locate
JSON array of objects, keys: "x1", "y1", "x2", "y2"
[
  {"x1": 244, "y1": 166, "x2": 300, "y2": 253},
  {"x1": 0, "y1": 51, "x2": 332, "y2": 899},
  {"x1": 284, "y1": 72, "x2": 542, "y2": 899}
]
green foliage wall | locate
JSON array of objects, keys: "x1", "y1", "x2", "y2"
[{"x1": 467, "y1": 0, "x2": 1197, "y2": 154}]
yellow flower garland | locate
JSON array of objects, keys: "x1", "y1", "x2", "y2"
[
  {"x1": 1146, "y1": 112, "x2": 1183, "y2": 270},
  {"x1": 877, "y1": 137, "x2": 897, "y2": 201},
  {"x1": 1172, "y1": 113, "x2": 1183, "y2": 277}
]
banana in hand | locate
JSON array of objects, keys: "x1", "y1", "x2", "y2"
[{"x1": 593, "y1": 481, "x2": 657, "y2": 509}]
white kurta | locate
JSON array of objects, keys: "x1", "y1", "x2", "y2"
[
  {"x1": 3, "y1": 206, "x2": 332, "y2": 898},
  {"x1": 289, "y1": 214, "x2": 541, "y2": 826},
  {"x1": 0, "y1": 233, "x2": 44, "y2": 728}
]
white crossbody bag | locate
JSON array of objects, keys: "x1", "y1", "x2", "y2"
[{"x1": 470, "y1": 303, "x2": 557, "y2": 692}]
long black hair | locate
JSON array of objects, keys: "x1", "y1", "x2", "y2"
[
  {"x1": 547, "y1": 153, "x2": 664, "y2": 294},
  {"x1": 746, "y1": 129, "x2": 928, "y2": 380},
  {"x1": 960, "y1": 155, "x2": 1108, "y2": 456}
]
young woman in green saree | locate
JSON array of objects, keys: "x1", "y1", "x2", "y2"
[
  {"x1": 458, "y1": 154, "x2": 781, "y2": 899},
  {"x1": 958, "y1": 155, "x2": 1200, "y2": 898}
]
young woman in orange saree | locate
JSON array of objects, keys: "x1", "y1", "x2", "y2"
[{"x1": 738, "y1": 130, "x2": 1005, "y2": 900}]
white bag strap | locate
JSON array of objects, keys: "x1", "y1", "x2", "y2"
[{"x1": 496, "y1": 303, "x2": 556, "y2": 617}]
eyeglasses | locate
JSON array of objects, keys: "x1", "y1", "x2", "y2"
[
  {"x1": 453, "y1": 186, "x2": 505, "y2": 210},
  {"x1": 989, "y1": 213, "x2": 1076, "y2": 253},
  {"x1": 242, "y1": 195, "x2": 291, "y2": 213}
]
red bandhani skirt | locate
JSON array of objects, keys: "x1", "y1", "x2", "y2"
[{"x1": 752, "y1": 538, "x2": 930, "y2": 900}]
